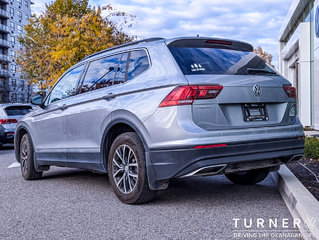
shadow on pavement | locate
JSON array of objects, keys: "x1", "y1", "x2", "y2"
[
  {"x1": 37, "y1": 167, "x2": 276, "y2": 204},
  {"x1": 41, "y1": 168, "x2": 107, "y2": 180}
]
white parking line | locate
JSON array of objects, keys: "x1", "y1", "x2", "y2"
[{"x1": 8, "y1": 162, "x2": 20, "y2": 168}]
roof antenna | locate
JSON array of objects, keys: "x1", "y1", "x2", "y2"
[{"x1": 196, "y1": 34, "x2": 199, "y2": 37}]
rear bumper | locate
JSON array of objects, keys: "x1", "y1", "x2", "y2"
[
  {"x1": 147, "y1": 137, "x2": 304, "y2": 188},
  {"x1": 0, "y1": 132, "x2": 14, "y2": 144}
]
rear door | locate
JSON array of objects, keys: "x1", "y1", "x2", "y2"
[
  {"x1": 168, "y1": 39, "x2": 296, "y2": 130},
  {"x1": 64, "y1": 53, "x2": 127, "y2": 170}
]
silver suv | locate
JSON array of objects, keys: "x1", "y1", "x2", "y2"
[{"x1": 14, "y1": 37, "x2": 304, "y2": 204}]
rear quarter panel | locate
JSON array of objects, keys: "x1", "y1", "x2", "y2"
[{"x1": 114, "y1": 43, "x2": 187, "y2": 129}]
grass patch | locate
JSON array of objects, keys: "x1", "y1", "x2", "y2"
[{"x1": 305, "y1": 137, "x2": 319, "y2": 160}]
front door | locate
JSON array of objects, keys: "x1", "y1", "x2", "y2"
[{"x1": 32, "y1": 64, "x2": 85, "y2": 165}]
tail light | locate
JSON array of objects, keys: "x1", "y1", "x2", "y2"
[
  {"x1": 283, "y1": 86, "x2": 296, "y2": 98},
  {"x1": 0, "y1": 119, "x2": 18, "y2": 124},
  {"x1": 159, "y1": 85, "x2": 223, "y2": 107}
]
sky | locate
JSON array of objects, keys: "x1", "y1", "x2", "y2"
[{"x1": 32, "y1": 0, "x2": 295, "y2": 68}]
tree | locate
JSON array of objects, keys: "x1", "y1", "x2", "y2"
[
  {"x1": 45, "y1": 0, "x2": 90, "y2": 19},
  {"x1": 17, "y1": 0, "x2": 134, "y2": 90},
  {"x1": 254, "y1": 46, "x2": 274, "y2": 68}
]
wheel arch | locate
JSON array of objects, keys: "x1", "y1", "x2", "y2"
[
  {"x1": 101, "y1": 117, "x2": 163, "y2": 190},
  {"x1": 14, "y1": 123, "x2": 33, "y2": 163},
  {"x1": 100, "y1": 118, "x2": 150, "y2": 168}
]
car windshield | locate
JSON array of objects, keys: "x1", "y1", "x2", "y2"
[
  {"x1": 5, "y1": 106, "x2": 33, "y2": 116},
  {"x1": 168, "y1": 47, "x2": 277, "y2": 75}
]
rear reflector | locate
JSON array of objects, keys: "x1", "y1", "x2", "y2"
[
  {"x1": 0, "y1": 119, "x2": 18, "y2": 124},
  {"x1": 283, "y1": 86, "x2": 296, "y2": 98},
  {"x1": 205, "y1": 40, "x2": 232, "y2": 45},
  {"x1": 159, "y1": 85, "x2": 223, "y2": 107},
  {"x1": 194, "y1": 144, "x2": 227, "y2": 149},
  {"x1": 7, "y1": 132, "x2": 14, "y2": 135}
]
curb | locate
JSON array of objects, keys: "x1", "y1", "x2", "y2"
[{"x1": 271, "y1": 165, "x2": 319, "y2": 240}]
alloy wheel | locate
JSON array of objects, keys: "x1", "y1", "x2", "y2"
[
  {"x1": 20, "y1": 139, "x2": 28, "y2": 174},
  {"x1": 112, "y1": 144, "x2": 138, "y2": 194}
]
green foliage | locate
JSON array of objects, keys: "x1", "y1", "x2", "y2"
[
  {"x1": 254, "y1": 46, "x2": 274, "y2": 68},
  {"x1": 17, "y1": 0, "x2": 134, "y2": 90},
  {"x1": 304, "y1": 137, "x2": 319, "y2": 159}
]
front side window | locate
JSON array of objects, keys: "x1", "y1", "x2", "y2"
[
  {"x1": 127, "y1": 50, "x2": 149, "y2": 81},
  {"x1": 80, "y1": 54, "x2": 121, "y2": 93},
  {"x1": 47, "y1": 64, "x2": 84, "y2": 104},
  {"x1": 169, "y1": 47, "x2": 277, "y2": 76}
]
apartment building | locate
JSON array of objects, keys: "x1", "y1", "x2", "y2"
[{"x1": 0, "y1": 0, "x2": 32, "y2": 103}]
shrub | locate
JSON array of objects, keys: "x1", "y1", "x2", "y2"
[{"x1": 304, "y1": 137, "x2": 319, "y2": 159}]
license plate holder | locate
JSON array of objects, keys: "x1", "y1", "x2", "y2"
[{"x1": 242, "y1": 103, "x2": 268, "y2": 122}]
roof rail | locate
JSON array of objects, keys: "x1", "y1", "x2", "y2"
[{"x1": 81, "y1": 37, "x2": 164, "y2": 61}]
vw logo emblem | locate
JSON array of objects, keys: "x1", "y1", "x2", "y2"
[
  {"x1": 253, "y1": 84, "x2": 261, "y2": 96},
  {"x1": 316, "y1": 6, "x2": 319, "y2": 38}
]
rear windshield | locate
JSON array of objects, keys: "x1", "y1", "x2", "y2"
[
  {"x1": 5, "y1": 106, "x2": 33, "y2": 116},
  {"x1": 168, "y1": 47, "x2": 277, "y2": 75}
]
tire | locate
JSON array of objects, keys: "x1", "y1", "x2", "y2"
[
  {"x1": 225, "y1": 168, "x2": 269, "y2": 185},
  {"x1": 20, "y1": 133, "x2": 43, "y2": 180},
  {"x1": 108, "y1": 132, "x2": 157, "y2": 204}
]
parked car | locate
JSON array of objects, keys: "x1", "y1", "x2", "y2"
[
  {"x1": 14, "y1": 37, "x2": 305, "y2": 204},
  {"x1": 0, "y1": 103, "x2": 34, "y2": 147}
]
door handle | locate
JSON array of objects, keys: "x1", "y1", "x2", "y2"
[
  {"x1": 59, "y1": 104, "x2": 68, "y2": 111},
  {"x1": 103, "y1": 93, "x2": 116, "y2": 101}
]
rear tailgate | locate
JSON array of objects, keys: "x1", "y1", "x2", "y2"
[
  {"x1": 2, "y1": 105, "x2": 33, "y2": 131},
  {"x1": 185, "y1": 74, "x2": 295, "y2": 130}
]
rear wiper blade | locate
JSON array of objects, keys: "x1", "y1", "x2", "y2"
[{"x1": 246, "y1": 68, "x2": 276, "y2": 75}]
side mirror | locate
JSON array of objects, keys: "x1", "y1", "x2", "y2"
[{"x1": 30, "y1": 93, "x2": 45, "y2": 108}]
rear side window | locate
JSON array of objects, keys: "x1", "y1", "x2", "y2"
[
  {"x1": 5, "y1": 106, "x2": 32, "y2": 116},
  {"x1": 80, "y1": 54, "x2": 121, "y2": 93},
  {"x1": 169, "y1": 47, "x2": 277, "y2": 75},
  {"x1": 127, "y1": 50, "x2": 149, "y2": 81},
  {"x1": 113, "y1": 52, "x2": 129, "y2": 84}
]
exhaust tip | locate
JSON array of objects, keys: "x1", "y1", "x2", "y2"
[{"x1": 180, "y1": 164, "x2": 227, "y2": 178}]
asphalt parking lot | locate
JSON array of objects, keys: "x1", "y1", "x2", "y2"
[{"x1": 0, "y1": 146, "x2": 301, "y2": 240}]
